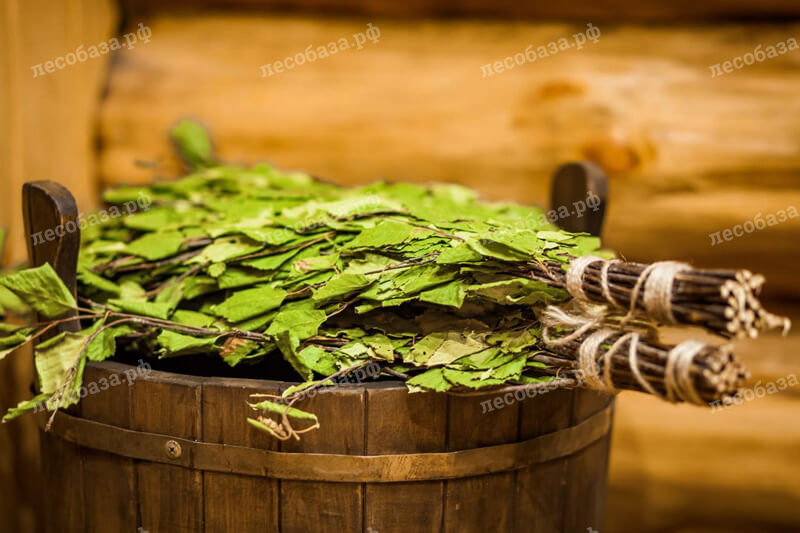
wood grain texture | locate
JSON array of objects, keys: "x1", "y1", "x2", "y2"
[
  {"x1": 279, "y1": 384, "x2": 365, "y2": 533},
  {"x1": 202, "y1": 377, "x2": 282, "y2": 533},
  {"x1": 79, "y1": 364, "x2": 138, "y2": 533},
  {"x1": 38, "y1": 364, "x2": 614, "y2": 532},
  {"x1": 39, "y1": 430, "x2": 86, "y2": 533},
  {"x1": 562, "y1": 391, "x2": 613, "y2": 532},
  {"x1": 132, "y1": 372, "x2": 204, "y2": 533},
  {"x1": 444, "y1": 393, "x2": 519, "y2": 532},
  {"x1": 23, "y1": 182, "x2": 81, "y2": 336},
  {"x1": 608, "y1": 390, "x2": 800, "y2": 533},
  {"x1": 0, "y1": 2, "x2": 117, "y2": 531},
  {"x1": 364, "y1": 383, "x2": 447, "y2": 533},
  {"x1": 99, "y1": 15, "x2": 800, "y2": 300},
  {"x1": 607, "y1": 306, "x2": 800, "y2": 533},
  {"x1": 515, "y1": 389, "x2": 577, "y2": 533}
]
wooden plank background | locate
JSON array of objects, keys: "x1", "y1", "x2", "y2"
[
  {"x1": 1, "y1": 5, "x2": 799, "y2": 532},
  {"x1": 0, "y1": 1, "x2": 118, "y2": 531},
  {"x1": 98, "y1": 15, "x2": 800, "y2": 301}
]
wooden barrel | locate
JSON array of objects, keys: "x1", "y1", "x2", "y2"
[{"x1": 41, "y1": 360, "x2": 613, "y2": 533}]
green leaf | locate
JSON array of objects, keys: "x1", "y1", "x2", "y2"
[
  {"x1": 466, "y1": 279, "x2": 567, "y2": 306},
  {"x1": 536, "y1": 231, "x2": 572, "y2": 242},
  {"x1": 311, "y1": 273, "x2": 372, "y2": 304},
  {"x1": 171, "y1": 119, "x2": 215, "y2": 169},
  {"x1": 242, "y1": 248, "x2": 302, "y2": 272},
  {"x1": 0, "y1": 285, "x2": 31, "y2": 316},
  {"x1": 86, "y1": 325, "x2": 132, "y2": 362},
  {"x1": 487, "y1": 328, "x2": 540, "y2": 353},
  {"x1": 441, "y1": 368, "x2": 506, "y2": 389},
  {"x1": 419, "y1": 281, "x2": 465, "y2": 308},
  {"x1": 126, "y1": 231, "x2": 185, "y2": 260},
  {"x1": 2, "y1": 393, "x2": 50, "y2": 422},
  {"x1": 483, "y1": 355, "x2": 527, "y2": 381},
  {"x1": 0, "y1": 329, "x2": 32, "y2": 361},
  {"x1": 273, "y1": 329, "x2": 312, "y2": 381},
  {"x1": 212, "y1": 285, "x2": 286, "y2": 322},
  {"x1": 77, "y1": 267, "x2": 121, "y2": 295},
  {"x1": 407, "y1": 331, "x2": 486, "y2": 367},
  {"x1": 436, "y1": 244, "x2": 483, "y2": 264},
  {"x1": 34, "y1": 331, "x2": 85, "y2": 396},
  {"x1": 447, "y1": 347, "x2": 512, "y2": 370},
  {"x1": 297, "y1": 345, "x2": 338, "y2": 376},
  {"x1": 360, "y1": 333, "x2": 395, "y2": 362},
  {"x1": 157, "y1": 330, "x2": 219, "y2": 357},
  {"x1": 172, "y1": 309, "x2": 217, "y2": 328},
  {"x1": 221, "y1": 338, "x2": 269, "y2": 367},
  {"x1": 406, "y1": 368, "x2": 452, "y2": 393},
  {"x1": 108, "y1": 299, "x2": 174, "y2": 320},
  {"x1": 216, "y1": 267, "x2": 269, "y2": 290},
  {"x1": 249, "y1": 399, "x2": 320, "y2": 422},
  {"x1": 246, "y1": 418, "x2": 284, "y2": 438},
  {"x1": 207, "y1": 262, "x2": 227, "y2": 278},
  {"x1": 293, "y1": 254, "x2": 339, "y2": 274},
  {"x1": 193, "y1": 236, "x2": 262, "y2": 264},
  {"x1": 266, "y1": 302, "x2": 327, "y2": 340},
  {"x1": 0, "y1": 263, "x2": 76, "y2": 318},
  {"x1": 343, "y1": 219, "x2": 415, "y2": 249}
]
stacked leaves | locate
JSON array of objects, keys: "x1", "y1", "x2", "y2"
[{"x1": 0, "y1": 121, "x2": 772, "y2": 436}]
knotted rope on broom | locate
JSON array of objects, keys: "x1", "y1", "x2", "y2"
[
  {"x1": 525, "y1": 256, "x2": 791, "y2": 339},
  {"x1": 538, "y1": 304, "x2": 747, "y2": 405}
]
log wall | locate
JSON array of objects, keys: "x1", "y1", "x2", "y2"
[
  {"x1": 0, "y1": 1, "x2": 118, "y2": 530},
  {"x1": 1, "y1": 6, "x2": 799, "y2": 532},
  {"x1": 99, "y1": 15, "x2": 800, "y2": 300}
]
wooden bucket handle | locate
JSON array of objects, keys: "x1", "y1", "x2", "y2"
[
  {"x1": 550, "y1": 161, "x2": 608, "y2": 237},
  {"x1": 22, "y1": 181, "x2": 80, "y2": 335}
]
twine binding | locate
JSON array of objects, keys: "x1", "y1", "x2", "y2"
[
  {"x1": 565, "y1": 257, "x2": 691, "y2": 325},
  {"x1": 541, "y1": 303, "x2": 708, "y2": 404}
]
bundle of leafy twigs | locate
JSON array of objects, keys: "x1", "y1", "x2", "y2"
[
  {"x1": 522, "y1": 259, "x2": 789, "y2": 339},
  {"x1": 0, "y1": 120, "x2": 788, "y2": 438}
]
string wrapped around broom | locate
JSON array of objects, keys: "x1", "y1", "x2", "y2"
[
  {"x1": 532, "y1": 304, "x2": 747, "y2": 405},
  {"x1": 523, "y1": 256, "x2": 790, "y2": 339}
]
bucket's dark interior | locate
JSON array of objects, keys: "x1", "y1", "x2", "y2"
[{"x1": 112, "y1": 343, "x2": 302, "y2": 381}]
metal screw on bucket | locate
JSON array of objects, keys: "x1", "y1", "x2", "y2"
[{"x1": 165, "y1": 439, "x2": 182, "y2": 459}]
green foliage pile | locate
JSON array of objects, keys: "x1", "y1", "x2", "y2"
[{"x1": 0, "y1": 121, "x2": 607, "y2": 433}]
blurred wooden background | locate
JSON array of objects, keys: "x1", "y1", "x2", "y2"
[{"x1": 1, "y1": 0, "x2": 799, "y2": 531}]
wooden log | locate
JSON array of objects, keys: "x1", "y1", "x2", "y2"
[{"x1": 608, "y1": 391, "x2": 800, "y2": 532}]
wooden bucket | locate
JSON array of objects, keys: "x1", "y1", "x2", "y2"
[
  {"x1": 27, "y1": 163, "x2": 614, "y2": 533},
  {"x1": 42, "y1": 362, "x2": 613, "y2": 533}
]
